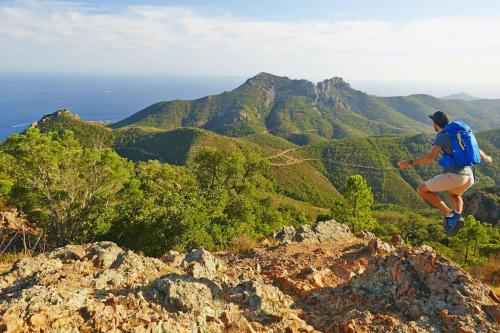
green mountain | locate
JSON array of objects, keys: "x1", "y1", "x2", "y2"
[
  {"x1": 111, "y1": 73, "x2": 500, "y2": 143},
  {"x1": 384, "y1": 94, "x2": 500, "y2": 130},
  {"x1": 442, "y1": 92, "x2": 481, "y2": 101},
  {"x1": 35, "y1": 109, "x2": 115, "y2": 147}
]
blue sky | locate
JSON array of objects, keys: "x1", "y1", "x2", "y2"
[
  {"x1": 62, "y1": 0, "x2": 500, "y2": 22},
  {"x1": 1, "y1": 0, "x2": 500, "y2": 93}
]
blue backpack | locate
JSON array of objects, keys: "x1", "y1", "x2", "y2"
[{"x1": 439, "y1": 120, "x2": 481, "y2": 168}]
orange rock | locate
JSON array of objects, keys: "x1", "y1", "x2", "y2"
[
  {"x1": 489, "y1": 290, "x2": 500, "y2": 303},
  {"x1": 28, "y1": 313, "x2": 47, "y2": 328},
  {"x1": 456, "y1": 325, "x2": 475, "y2": 333},
  {"x1": 146, "y1": 321, "x2": 158, "y2": 333},
  {"x1": 342, "y1": 321, "x2": 357, "y2": 333},
  {"x1": 138, "y1": 313, "x2": 151, "y2": 324},
  {"x1": 390, "y1": 234, "x2": 403, "y2": 246},
  {"x1": 0, "y1": 314, "x2": 23, "y2": 333},
  {"x1": 220, "y1": 309, "x2": 256, "y2": 333},
  {"x1": 368, "y1": 239, "x2": 394, "y2": 254},
  {"x1": 438, "y1": 309, "x2": 451, "y2": 322}
]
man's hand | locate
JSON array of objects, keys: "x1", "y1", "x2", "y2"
[
  {"x1": 479, "y1": 149, "x2": 493, "y2": 166},
  {"x1": 483, "y1": 154, "x2": 493, "y2": 166},
  {"x1": 397, "y1": 160, "x2": 410, "y2": 169}
]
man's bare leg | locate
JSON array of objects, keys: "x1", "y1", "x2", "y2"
[
  {"x1": 448, "y1": 192, "x2": 463, "y2": 213},
  {"x1": 417, "y1": 183, "x2": 453, "y2": 216}
]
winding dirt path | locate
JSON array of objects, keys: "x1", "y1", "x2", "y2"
[
  {"x1": 266, "y1": 147, "x2": 319, "y2": 166},
  {"x1": 265, "y1": 148, "x2": 299, "y2": 160}
]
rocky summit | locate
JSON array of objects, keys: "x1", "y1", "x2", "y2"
[{"x1": 0, "y1": 220, "x2": 499, "y2": 332}]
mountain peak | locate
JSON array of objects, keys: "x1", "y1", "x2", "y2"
[
  {"x1": 40, "y1": 109, "x2": 81, "y2": 122},
  {"x1": 319, "y1": 76, "x2": 351, "y2": 88},
  {"x1": 244, "y1": 72, "x2": 288, "y2": 85},
  {"x1": 254, "y1": 72, "x2": 279, "y2": 79},
  {"x1": 442, "y1": 92, "x2": 480, "y2": 101}
]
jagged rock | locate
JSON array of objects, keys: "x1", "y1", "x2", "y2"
[
  {"x1": 312, "y1": 219, "x2": 351, "y2": 241},
  {"x1": 368, "y1": 239, "x2": 395, "y2": 254},
  {"x1": 274, "y1": 220, "x2": 352, "y2": 244},
  {"x1": 390, "y1": 234, "x2": 404, "y2": 246},
  {"x1": 28, "y1": 312, "x2": 47, "y2": 329},
  {"x1": 219, "y1": 305, "x2": 256, "y2": 333},
  {"x1": 356, "y1": 230, "x2": 376, "y2": 239},
  {"x1": 294, "y1": 224, "x2": 319, "y2": 242},
  {"x1": 94, "y1": 249, "x2": 167, "y2": 289},
  {"x1": 463, "y1": 186, "x2": 499, "y2": 226},
  {"x1": 273, "y1": 225, "x2": 296, "y2": 244},
  {"x1": 162, "y1": 250, "x2": 184, "y2": 265},
  {"x1": 299, "y1": 267, "x2": 330, "y2": 288},
  {"x1": 227, "y1": 279, "x2": 293, "y2": 323},
  {"x1": 182, "y1": 247, "x2": 222, "y2": 279},
  {"x1": 48, "y1": 244, "x2": 87, "y2": 262},
  {"x1": 1, "y1": 314, "x2": 22, "y2": 333},
  {"x1": 320, "y1": 245, "x2": 499, "y2": 332},
  {"x1": 87, "y1": 241, "x2": 123, "y2": 268},
  {"x1": 147, "y1": 274, "x2": 223, "y2": 313}
]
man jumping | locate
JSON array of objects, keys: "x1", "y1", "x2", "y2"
[{"x1": 397, "y1": 111, "x2": 493, "y2": 236}]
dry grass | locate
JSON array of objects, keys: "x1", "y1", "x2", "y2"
[
  {"x1": 467, "y1": 255, "x2": 500, "y2": 295},
  {"x1": 267, "y1": 192, "x2": 330, "y2": 221},
  {"x1": 227, "y1": 235, "x2": 259, "y2": 253},
  {"x1": 0, "y1": 252, "x2": 29, "y2": 273}
]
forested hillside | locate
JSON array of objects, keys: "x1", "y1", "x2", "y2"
[
  {"x1": 302, "y1": 132, "x2": 499, "y2": 208},
  {"x1": 33, "y1": 110, "x2": 500, "y2": 210}
]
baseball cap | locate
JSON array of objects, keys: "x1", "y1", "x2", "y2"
[{"x1": 428, "y1": 111, "x2": 449, "y2": 128}]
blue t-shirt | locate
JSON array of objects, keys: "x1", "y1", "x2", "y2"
[{"x1": 433, "y1": 131, "x2": 470, "y2": 175}]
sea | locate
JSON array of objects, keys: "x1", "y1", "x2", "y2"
[{"x1": 0, "y1": 73, "x2": 244, "y2": 140}]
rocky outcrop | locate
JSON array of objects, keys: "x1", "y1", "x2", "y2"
[
  {"x1": 317, "y1": 245, "x2": 500, "y2": 332},
  {"x1": 273, "y1": 219, "x2": 352, "y2": 244},
  {"x1": 1, "y1": 222, "x2": 498, "y2": 332},
  {"x1": 315, "y1": 77, "x2": 351, "y2": 106},
  {"x1": 464, "y1": 186, "x2": 499, "y2": 226},
  {"x1": 182, "y1": 246, "x2": 223, "y2": 279},
  {"x1": 38, "y1": 109, "x2": 81, "y2": 123}
]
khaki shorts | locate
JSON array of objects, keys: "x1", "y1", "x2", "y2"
[{"x1": 424, "y1": 167, "x2": 474, "y2": 195}]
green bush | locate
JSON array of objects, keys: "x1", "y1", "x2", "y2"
[{"x1": 1, "y1": 128, "x2": 132, "y2": 245}]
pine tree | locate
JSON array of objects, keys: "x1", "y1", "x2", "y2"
[
  {"x1": 332, "y1": 174, "x2": 376, "y2": 232},
  {"x1": 453, "y1": 216, "x2": 488, "y2": 265}
]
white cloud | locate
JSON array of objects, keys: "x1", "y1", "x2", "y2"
[{"x1": 1, "y1": 0, "x2": 500, "y2": 83}]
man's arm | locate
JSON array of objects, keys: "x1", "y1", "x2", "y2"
[
  {"x1": 397, "y1": 145, "x2": 441, "y2": 169},
  {"x1": 480, "y1": 149, "x2": 493, "y2": 165}
]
